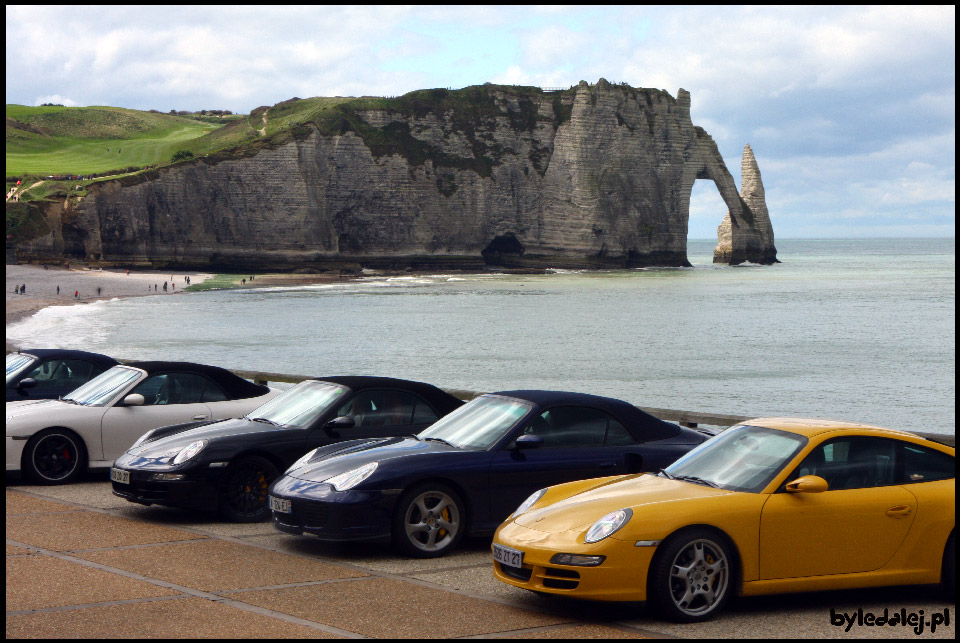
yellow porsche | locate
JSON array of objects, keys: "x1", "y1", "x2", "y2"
[{"x1": 492, "y1": 418, "x2": 955, "y2": 622}]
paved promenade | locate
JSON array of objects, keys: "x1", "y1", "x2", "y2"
[{"x1": 7, "y1": 475, "x2": 955, "y2": 639}]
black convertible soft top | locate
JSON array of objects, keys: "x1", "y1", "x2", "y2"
[
  {"x1": 492, "y1": 390, "x2": 680, "y2": 442},
  {"x1": 122, "y1": 361, "x2": 270, "y2": 400},
  {"x1": 309, "y1": 375, "x2": 465, "y2": 416},
  {"x1": 13, "y1": 348, "x2": 118, "y2": 369}
]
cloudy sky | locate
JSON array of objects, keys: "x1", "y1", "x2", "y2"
[{"x1": 5, "y1": 5, "x2": 955, "y2": 238}]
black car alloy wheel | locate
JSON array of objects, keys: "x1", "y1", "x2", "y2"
[
  {"x1": 24, "y1": 429, "x2": 86, "y2": 484},
  {"x1": 393, "y1": 483, "x2": 465, "y2": 558},
  {"x1": 219, "y1": 456, "x2": 279, "y2": 522},
  {"x1": 647, "y1": 528, "x2": 733, "y2": 623}
]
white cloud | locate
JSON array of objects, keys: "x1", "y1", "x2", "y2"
[{"x1": 33, "y1": 94, "x2": 77, "y2": 107}]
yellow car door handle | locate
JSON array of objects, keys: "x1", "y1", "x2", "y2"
[{"x1": 885, "y1": 505, "x2": 912, "y2": 518}]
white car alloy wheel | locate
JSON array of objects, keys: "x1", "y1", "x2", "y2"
[{"x1": 24, "y1": 429, "x2": 87, "y2": 484}]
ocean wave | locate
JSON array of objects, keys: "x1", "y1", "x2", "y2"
[{"x1": 6, "y1": 300, "x2": 118, "y2": 350}]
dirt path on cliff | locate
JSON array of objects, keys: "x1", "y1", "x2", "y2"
[
  {"x1": 7, "y1": 181, "x2": 45, "y2": 202},
  {"x1": 258, "y1": 108, "x2": 269, "y2": 136}
]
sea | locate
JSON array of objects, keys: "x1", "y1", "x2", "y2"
[{"x1": 6, "y1": 238, "x2": 955, "y2": 436}]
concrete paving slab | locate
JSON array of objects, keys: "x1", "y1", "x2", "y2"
[
  {"x1": 5, "y1": 596, "x2": 343, "y2": 639},
  {"x1": 246, "y1": 532, "x2": 495, "y2": 574},
  {"x1": 618, "y1": 586, "x2": 956, "y2": 639},
  {"x1": 6, "y1": 554, "x2": 180, "y2": 612},
  {"x1": 6, "y1": 490, "x2": 81, "y2": 514},
  {"x1": 411, "y1": 563, "x2": 543, "y2": 602},
  {"x1": 114, "y1": 504, "x2": 278, "y2": 537},
  {"x1": 234, "y1": 575, "x2": 572, "y2": 638},
  {"x1": 495, "y1": 623, "x2": 654, "y2": 638},
  {"x1": 11, "y1": 480, "x2": 130, "y2": 510},
  {"x1": 7, "y1": 544, "x2": 35, "y2": 555},
  {"x1": 6, "y1": 511, "x2": 203, "y2": 551},
  {"x1": 75, "y1": 539, "x2": 368, "y2": 591}
]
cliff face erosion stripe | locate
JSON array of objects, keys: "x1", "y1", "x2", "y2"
[{"x1": 16, "y1": 80, "x2": 778, "y2": 270}]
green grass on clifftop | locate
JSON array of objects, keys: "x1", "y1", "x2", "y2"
[{"x1": 6, "y1": 105, "x2": 223, "y2": 175}]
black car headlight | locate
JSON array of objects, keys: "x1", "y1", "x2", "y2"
[{"x1": 172, "y1": 440, "x2": 206, "y2": 465}]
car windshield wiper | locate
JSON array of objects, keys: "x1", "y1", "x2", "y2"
[
  {"x1": 423, "y1": 437, "x2": 457, "y2": 448},
  {"x1": 249, "y1": 417, "x2": 281, "y2": 426},
  {"x1": 60, "y1": 397, "x2": 81, "y2": 405},
  {"x1": 658, "y1": 469, "x2": 675, "y2": 479},
  {"x1": 673, "y1": 475, "x2": 719, "y2": 488}
]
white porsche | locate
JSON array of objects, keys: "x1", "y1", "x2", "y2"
[{"x1": 6, "y1": 361, "x2": 280, "y2": 484}]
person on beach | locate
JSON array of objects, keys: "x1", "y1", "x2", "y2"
[
  {"x1": 163, "y1": 282, "x2": 168, "y2": 292},
  {"x1": 97, "y1": 287, "x2": 101, "y2": 296},
  {"x1": 74, "y1": 290, "x2": 79, "y2": 299},
  {"x1": 21, "y1": 284, "x2": 25, "y2": 294},
  {"x1": 57, "y1": 285, "x2": 60, "y2": 295}
]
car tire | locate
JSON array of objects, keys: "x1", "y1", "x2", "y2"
[
  {"x1": 23, "y1": 428, "x2": 87, "y2": 485},
  {"x1": 392, "y1": 482, "x2": 465, "y2": 558},
  {"x1": 218, "y1": 456, "x2": 279, "y2": 523},
  {"x1": 943, "y1": 532, "x2": 955, "y2": 595},
  {"x1": 647, "y1": 528, "x2": 734, "y2": 623}
]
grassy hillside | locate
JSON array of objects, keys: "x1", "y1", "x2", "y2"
[{"x1": 6, "y1": 105, "x2": 225, "y2": 175}]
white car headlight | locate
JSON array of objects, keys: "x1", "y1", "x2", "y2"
[
  {"x1": 323, "y1": 461, "x2": 378, "y2": 492},
  {"x1": 172, "y1": 440, "x2": 206, "y2": 465},
  {"x1": 584, "y1": 508, "x2": 633, "y2": 543},
  {"x1": 510, "y1": 488, "x2": 546, "y2": 518}
]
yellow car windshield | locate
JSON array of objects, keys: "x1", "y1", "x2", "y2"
[{"x1": 664, "y1": 425, "x2": 808, "y2": 492}]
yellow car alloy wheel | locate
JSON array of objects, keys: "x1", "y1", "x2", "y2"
[{"x1": 648, "y1": 528, "x2": 733, "y2": 622}]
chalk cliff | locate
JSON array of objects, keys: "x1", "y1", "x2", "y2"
[
  {"x1": 714, "y1": 144, "x2": 777, "y2": 264},
  {"x1": 17, "y1": 81, "x2": 778, "y2": 270}
]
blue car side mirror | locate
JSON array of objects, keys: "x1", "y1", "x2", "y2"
[{"x1": 515, "y1": 434, "x2": 544, "y2": 449}]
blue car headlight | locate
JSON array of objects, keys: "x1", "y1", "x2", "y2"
[
  {"x1": 584, "y1": 508, "x2": 633, "y2": 543},
  {"x1": 323, "y1": 461, "x2": 378, "y2": 492}
]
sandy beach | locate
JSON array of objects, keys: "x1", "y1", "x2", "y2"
[{"x1": 5, "y1": 263, "x2": 350, "y2": 353}]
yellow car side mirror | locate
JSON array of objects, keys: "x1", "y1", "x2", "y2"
[{"x1": 785, "y1": 475, "x2": 829, "y2": 493}]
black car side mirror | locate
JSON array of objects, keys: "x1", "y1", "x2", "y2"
[
  {"x1": 17, "y1": 377, "x2": 38, "y2": 390},
  {"x1": 325, "y1": 416, "x2": 356, "y2": 429},
  {"x1": 515, "y1": 434, "x2": 544, "y2": 449}
]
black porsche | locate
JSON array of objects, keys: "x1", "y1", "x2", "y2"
[
  {"x1": 110, "y1": 376, "x2": 465, "y2": 522},
  {"x1": 267, "y1": 390, "x2": 710, "y2": 558},
  {"x1": 6, "y1": 349, "x2": 119, "y2": 402}
]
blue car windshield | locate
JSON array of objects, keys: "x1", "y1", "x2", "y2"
[
  {"x1": 664, "y1": 425, "x2": 808, "y2": 493},
  {"x1": 63, "y1": 366, "x2": 142, "y2": 407},
  {"x1": 6, "y1": 353, "x2": 36, "y2": 384},
  {"x1": 245, "y1": 380, "x2": 347, "y2": 429},
  {"x1": 418, "y1": 395, "x2": 534, "y2": 449}
]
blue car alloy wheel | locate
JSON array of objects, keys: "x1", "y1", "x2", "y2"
[{"x1": 392, "y1": 483, "x2": 465, "y2": 558}]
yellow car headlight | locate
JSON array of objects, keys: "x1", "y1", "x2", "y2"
[{"x1": 584, "y1": 508, "x2": 633, "y2": 543}]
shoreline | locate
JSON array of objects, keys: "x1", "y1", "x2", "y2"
[{"x1": 4, "y1": 263, "x2": 354, "y2": 353}]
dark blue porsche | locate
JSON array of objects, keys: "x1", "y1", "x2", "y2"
[{"x1": 268, "y1": 390, "x2": 710, "y2": 557}]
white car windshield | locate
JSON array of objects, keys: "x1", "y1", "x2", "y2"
[
  {"x1": 63, "y1": 366, "x2": 143, "y2": 407},
  {"x1": 417, "y1": 395, "x2": 534, "y2": 449},
  {"x1": 6, "y1": 353, "x2": 37, "y2": 384},
  {"x1": 664, "y1": 424, "x2": 808, "y2": 493},
  {"x1": 245, "y1": 380, "x2": 347, "y2": 429}
]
